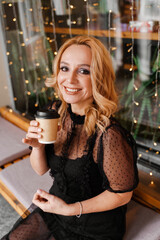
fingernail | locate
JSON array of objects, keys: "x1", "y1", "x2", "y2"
[
  {"x1": 38, "y1": 128, "x2": 41, "y2": 132},
  {"x1": 37, "y1": 189, "x2": 42, "y2": 194},
  {"x1": 38, "y1": 134, "x2": 41, "y2": 138}
]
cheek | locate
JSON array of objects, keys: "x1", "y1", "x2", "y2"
[
  {"x1": 57, "y1": 75, "x2": 63, "y2": 88},
  {"x1": 85, "y1": 80, "x2": 93, "y2": 95}
]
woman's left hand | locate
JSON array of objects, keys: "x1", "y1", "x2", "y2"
[{"x1": 32, "y1": 189, "x2": 70, "y2": 216}]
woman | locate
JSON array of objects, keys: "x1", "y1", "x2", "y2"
[{"x1": 2, "y1": 36, "x2": 138, "y2": 240}]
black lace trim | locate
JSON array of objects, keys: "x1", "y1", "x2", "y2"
[{"x1": 67, "y1": 104, "x2": 85, "y2": 125}]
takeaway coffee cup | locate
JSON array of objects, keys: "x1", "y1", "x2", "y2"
[{"x1": 35, "y1": 109, "x2": 60, "y2": 144}]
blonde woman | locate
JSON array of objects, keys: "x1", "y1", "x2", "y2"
[{"x1": 2, "y1": 36, "x2": 138, "y2": 240}]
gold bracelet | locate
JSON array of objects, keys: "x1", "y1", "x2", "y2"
[{"x1": 76, "y1": 201, "x2": 83, "y2": 218}]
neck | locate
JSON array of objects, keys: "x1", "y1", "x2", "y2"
[{"x1": 71, "y1": 98, "x2": 93, "y2": 116}]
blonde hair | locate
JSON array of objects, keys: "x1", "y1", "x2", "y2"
[{"x1": 46, "y1": 35, "x2": 118, "y2": 136}]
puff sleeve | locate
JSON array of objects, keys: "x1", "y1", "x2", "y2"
[{"x1": 97, "y1": 125, "x2": 139, "y2": 193}]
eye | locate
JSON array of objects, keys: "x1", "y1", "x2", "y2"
[
  {"x1": 78, "y1": 68, "x2": 90, "y2": 75},
  {"x1": 60, "y1": 66, "x2": 69, "y2": 72}
]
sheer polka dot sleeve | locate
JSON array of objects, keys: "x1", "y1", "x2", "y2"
[{"x1": 98, "y1": 125, "x2": 139, "y2": 193}]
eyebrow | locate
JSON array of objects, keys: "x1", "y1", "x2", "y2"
[{"x1": 60, "y1": 61, "x2": 90, "y2": 68}]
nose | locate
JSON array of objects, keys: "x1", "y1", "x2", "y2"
[{"x1": 67, "y1": 70, "x2": 77, "y2": 84}]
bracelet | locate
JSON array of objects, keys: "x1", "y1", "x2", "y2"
[{"x1": 76, "y1": 201, "x2": 83, "y2": 218}]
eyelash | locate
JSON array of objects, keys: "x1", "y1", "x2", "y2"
[{"x1": 60, "y1": 66, "x2": 90, "y2": 75}]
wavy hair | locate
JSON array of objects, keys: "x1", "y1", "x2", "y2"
[{"x1": 46, "y1": 35, "x2": 118, "y2": 136}]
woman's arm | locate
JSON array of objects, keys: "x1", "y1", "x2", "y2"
[
  {"x1": 29, "y1": 145, "x2": 49, "y2": 175},
  {"x1": 22, "y1": 120, "x2": 49, "y2": 175},
  {"x1": 69, "y1": 190, "x2": 133, "y2": 215},
  {"x1": 32, "y1": 189, "x2": 133, "y2": 216}
]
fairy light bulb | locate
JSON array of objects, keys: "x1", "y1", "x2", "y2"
[
  {"x1": 149, "y1": 172, "x2": 153, "y2": 176},
  {"x1": 134, "y1": 101, "x2": 139, "y2": 106},
  {"x1": 134, "y1": 119, "x2": 137, "y2": 124}
]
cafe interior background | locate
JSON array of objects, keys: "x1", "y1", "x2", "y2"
[{"x1": 0, "y1": 0, "x2": 160, "y2": 214}]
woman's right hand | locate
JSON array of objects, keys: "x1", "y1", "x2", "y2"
[{"x1": 22, "y1": 120, "x2": 43, "y2": 149}]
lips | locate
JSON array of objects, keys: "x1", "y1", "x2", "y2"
[{"x1": 64, "y1": 86, "x2": 81, "y2": 93}]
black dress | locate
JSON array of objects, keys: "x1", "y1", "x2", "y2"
[{"x1": 1, "y1": 106, "x2": 139, "y2": 240}]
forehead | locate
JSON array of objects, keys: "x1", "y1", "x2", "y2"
[{"x1": 60, "y1": 44, "x2": 92, "y2": 63}]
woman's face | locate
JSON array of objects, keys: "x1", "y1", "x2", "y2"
[{"x1": 57, "y1": 44, "x2": 93, "y2": 114}]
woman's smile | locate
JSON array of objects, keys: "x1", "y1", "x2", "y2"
[{"x1": 64, "y1": 86, "x2": 81, "y2": 94}]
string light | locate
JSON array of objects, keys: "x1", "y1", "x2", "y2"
[
  {"x1": 130, "y1": 0, "x2": 136, "y2": 133},
  {"x1": 67, "y1": 0, "x2": 72, "y2": 37},
  {"x1": 152, "y1": 20, "x2": 160, "y2": 147},
  {"x1": 86, "y1": 0, "x2": 90, "y2": 35},
  {"x1": 50, "y1": 0, "x2": 58, "y2": 51}
]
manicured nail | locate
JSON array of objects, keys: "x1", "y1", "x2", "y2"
[
  {"x1": 38, "y1": 128, "x2": 41, "y2": 132},
  {"x1": 38, "y1": 134, "x2": 41, "y2": 138},
  {"x1": 37, "y1": 189, "x2": 42, "y2": 194}
]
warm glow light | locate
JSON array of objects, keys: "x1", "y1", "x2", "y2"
[
  {"x1": 25, "y1": 80, "x2": 29, "y2": 84},
  {"x1": 154, "y1": 142, "x2": 157, "y2": 146},
  {"x1": 87, "y1": 18, "x2": 90, "y2": 22},
  {"x1": 8, "y1": 3, "x2": 12, "y2": 7},
  {"x1": 150, "y1": 181, "x2": 154, "y2": 185},
  {"x1": 149, "y1": 172, "x2": 153, "y2": 176},
  {"x1": 13, "y1": 18, "x2": 16, "y2": 22},
  {"x1": 134, "y1": 101, "x2": 139, "y2": 106},
  {"x1": 21, "y1": 68, "x2": 24, "y2": 72}
]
